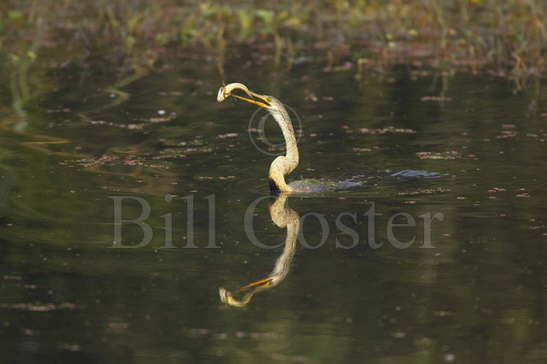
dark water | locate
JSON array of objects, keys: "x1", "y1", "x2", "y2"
[{"x1": 1, "y1": 57, "x2": 546, "y2": 364}]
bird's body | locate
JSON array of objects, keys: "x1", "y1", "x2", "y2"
[
  {"x1": 217, "y1": 82, "x2": 368, "y2": 193},
  {"x1": 223, "y1": 84, "x2": 347, "y2": 194},
  {"x1": 218, "y1": 83, "x2": 300, "y2": 192}
]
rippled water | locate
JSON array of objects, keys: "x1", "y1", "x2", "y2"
[{"x1": 0, "y1": 57, "x2": 546, "y2": 363}]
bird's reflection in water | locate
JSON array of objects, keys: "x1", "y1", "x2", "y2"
[{"x1": 219, "y1": 192, "x2": 299, "y2": 307}]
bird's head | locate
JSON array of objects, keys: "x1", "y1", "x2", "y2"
[{"x1": 217, "y1": 82, "x2": 282, "y2": 112}]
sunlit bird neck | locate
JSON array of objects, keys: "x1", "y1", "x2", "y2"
[
  {"x1": 267, "y1": 102, "x2": 299, "y2": 193},
  {"x1": 216, "y1": 83, "x2": 300, "y2": 193}
]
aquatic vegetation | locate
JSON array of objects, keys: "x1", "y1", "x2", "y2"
[{"x1": 0, "y1": 0, "x2": 545, "y2": 83}]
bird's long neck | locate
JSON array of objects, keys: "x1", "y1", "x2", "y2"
[
  {"x1": 269, "y1": 194, "x2": 299, "y2": 284},
  {"x1": 268, "y1": 106, "x2": 299, "y2": 193}
]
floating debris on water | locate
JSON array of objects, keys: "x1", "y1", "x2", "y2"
[
  {"x1": 0, "y1": 302, "x2": 81, "y2": 311},
  {"x1": 420, "y1": 96, "x2": 452, "y2": 102},
  {"x1": 343, "y1": 126, "x2": 417, "y2": 135},
  {"x1": 416, "y1": 151, "x2": 461, "y2": 160}
]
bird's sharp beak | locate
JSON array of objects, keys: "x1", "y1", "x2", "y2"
[
  {"x1": 217, "y1": 83, "x2": 271, "y2": 108},
  {"x1": 233, "y1": 94, "x2": 269, "y2": 108},
  {"x1": 232, "y1": 92, "x2": 271, "y2": 108},
  {"x1": 239, "y1": 277, "x2": 273, "y2": 290}
]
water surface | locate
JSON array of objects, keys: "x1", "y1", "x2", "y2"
[{"x1": 1, "y1": 58, "x2": 546, "y2": 363}]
